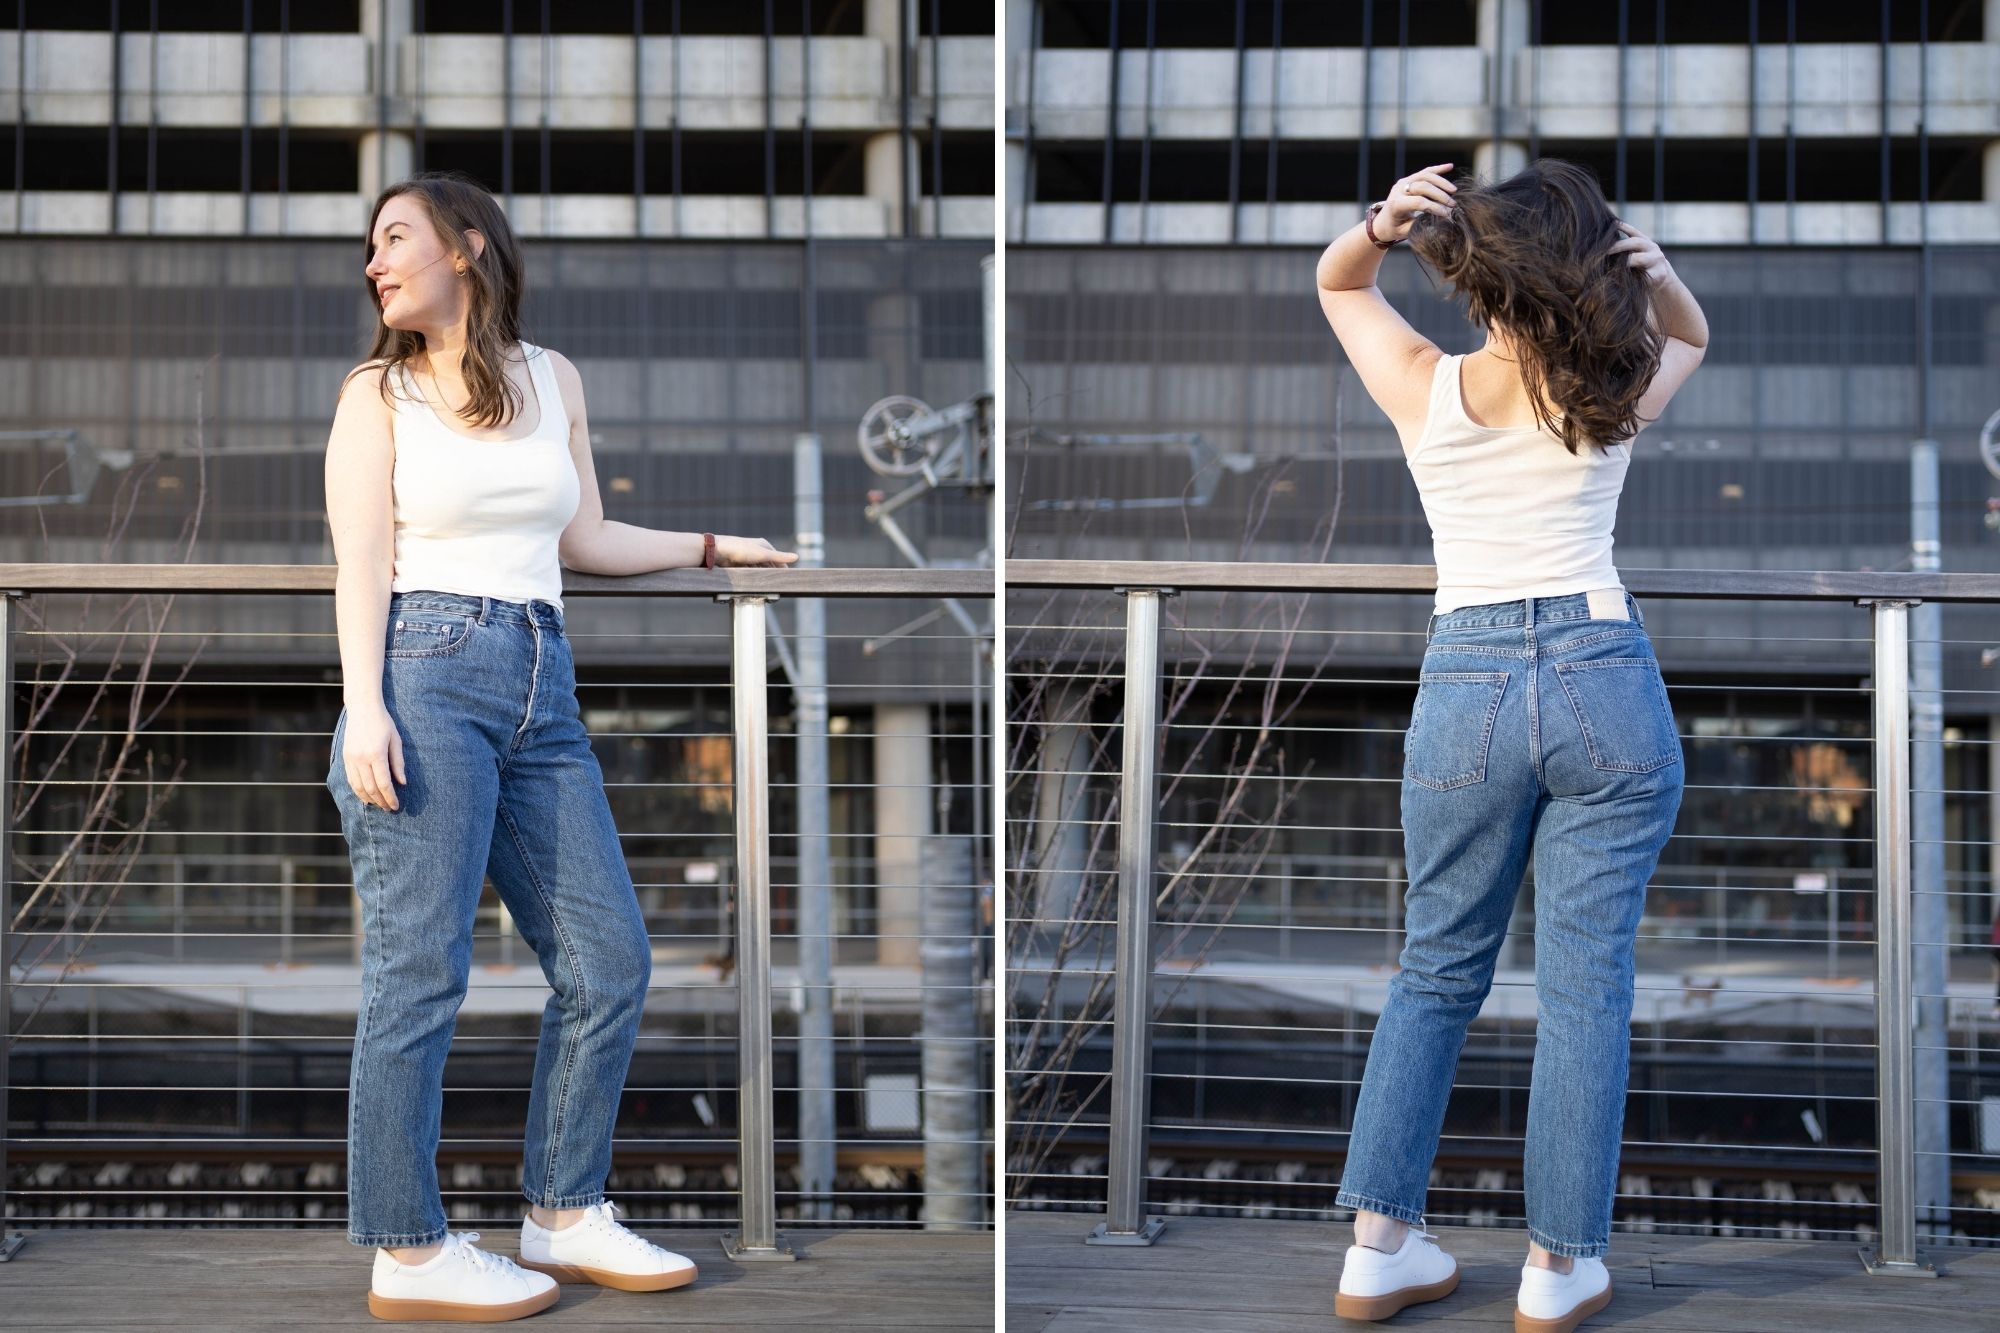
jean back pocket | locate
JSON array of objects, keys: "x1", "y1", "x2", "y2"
[
  {"x1": 1405, "y1": 671, "x2": 1509, "y2": 791},
  {"x1": 1554, "y1": 657, "x2": 1680, "y2": 773}
]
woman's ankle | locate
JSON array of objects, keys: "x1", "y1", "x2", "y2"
[
  {"x1": 385, "y1": 1241, "x2": 443, "y2": 1264},
  {"x1": 1354, "y1": 1209, "x2": 1409, "y2": 1253},
  {"x1": 1525, "y1": 1242, "x2": 1574, "y2": 1274}
]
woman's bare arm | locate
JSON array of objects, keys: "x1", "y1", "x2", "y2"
[{"x1": 323, "y1": 364, "x2": 405, "y2": 809}]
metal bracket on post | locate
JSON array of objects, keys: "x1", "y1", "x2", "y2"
[
  {"x1": 1855, "y1": 597, "x2": 1938, "y2": 1278},
  {"x1": 718, "y1": 593, "x2": 797, "y2": 1263},
  {"x1": 1086, "y1": 587, "x2": 1174, "y2": 1247},
  {"x1": 0, "y1": 593, "x2": 20, "y2": 1261}
]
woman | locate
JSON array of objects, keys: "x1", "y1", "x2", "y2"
[
  {"x1": 325, "y1": 170, "x2": 797, "y2": 1322},
  {"x1": 1313, "y1": 160, "x2": 1707, "y2": 1332}
]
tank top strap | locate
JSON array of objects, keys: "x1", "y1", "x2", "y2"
[
  {"x1": 1432, "y1": 352, "x2": 1464, "y2": 422},
  {"x1": 1413, "y1": 351, "x2": 1462, "y2": 451},
  {"x1": 521, "y1": 342, "x2": 566, "y2": 441}
]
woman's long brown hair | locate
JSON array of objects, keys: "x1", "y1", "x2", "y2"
[
  {"x1": 1407, "y1": 158, "x2": 1663, "y2": 454},
  {"x1": 346, "y1": 170, "x2": 533, "y2": 430}
]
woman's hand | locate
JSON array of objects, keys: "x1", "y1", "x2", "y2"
[
  {"x1": 1378, "y1": 163, "x2": 1457, "y2": 239},
  {"x1": 342, "y1": 705, "x2": 406, "y2": 812},
  {"x1": 715, "y1": 535, "x2": 800, "y2": 568},
  {"x1": 1609, "y1": 219, "x2": 1677, "y2": 287}
]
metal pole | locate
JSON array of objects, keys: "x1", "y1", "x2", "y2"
[
  {"x1": 919, "y1": 833, "x2": 981, "y2": 1227},
  {"x1": 0, "y1": 592, "x2": 22, "y2": 1259},
  {"x1": 721, "y1": 593, "x2": 795, "y2": 1261},
  {"x1": 1858, "y1": 598, "x2": 1935, "y2": 1276},
  {"x1": 280, "y1": 856, "x2": 295, "y2": 966},
  {"x1": 1908, "y1": 439, "x2": 1952, "y2": 1238},
  {"x1": 1087, "y1": 587, "x2": 1167, "y2": 1245},
  {"x1": 793, "y1": 434, "x2": 836, "y2": 1223}
]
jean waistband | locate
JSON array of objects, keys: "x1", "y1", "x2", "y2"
[
  {"x1": 389, "y1": 589, "x2": 564, "y2": 630},
  {"x1": 1430, "y1": 589, "x2": 1642, "y2": 633}
]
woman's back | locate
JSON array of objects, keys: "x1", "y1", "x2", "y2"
[{"x1": 1406, "y1": 351, "x2": 1629, "y2": 614}]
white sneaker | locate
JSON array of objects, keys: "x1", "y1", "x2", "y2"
[
  {"x1": 1333, "y1": 1219, "x2": 1459, "y2": 1321},
  {"x1": 517, "y1": 1199, "x2": 700, "y2": 1292},
  {"x1": 1514, "y1": 1255, "x2": 1612, "y2": 1333},
  {"x1": 368, "y1": 1230, "x2": 559, "y2": 1322}
]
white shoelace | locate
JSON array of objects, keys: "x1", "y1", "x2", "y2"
[
  {"x1": 579, "y1": 1200, "x2": 667, "y2": 1258},
  {"x1": 443, "y1": 1231, "x2": 514, "y2": 1277}
]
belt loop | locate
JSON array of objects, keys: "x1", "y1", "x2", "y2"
[
  {"x1": 1424, "y1": 610, "x2": 1437, "y2": 646},
  {"x1": 1524, "y1": 595, "x2": 1535, "y2": 626},
  {"x1": 477, "y1": 596, "x2": 489, "y2": 626}
]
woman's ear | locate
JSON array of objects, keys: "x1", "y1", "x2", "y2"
[{"x1": 463, "y1": 229, "x2": 485, "y2": 263}]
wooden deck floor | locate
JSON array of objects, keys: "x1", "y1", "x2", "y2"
[
  {"x1": 0, "y1": 1226, "x2": 994, "y2": 1330},
  {"x1": 1006, "y1": 1211, "x2": 1999, "y2": 1332}
]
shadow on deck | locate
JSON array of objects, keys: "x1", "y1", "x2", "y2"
[
  {"x1": 0, "y1": 1226, "x2": 994, "y2": 1330},
  {"x1": 1006, "y1": 1211, "x2": 1998, "y2": 1332}
]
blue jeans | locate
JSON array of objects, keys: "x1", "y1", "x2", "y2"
[
  {"x1": 1335, "y1": 590, "x2": 1684, "y2": 1259},
  {"x1": 328, "y1": 590, "x2": 653, "y2": 1247}
]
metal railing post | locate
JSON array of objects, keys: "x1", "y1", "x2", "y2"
[
  {"x1": 1858, "y1": 598, "x2": 1936, "y2": 1277},
  {"x1": 0, "y1": 592, "x2": 21, "y2": 1260},
  {"x1": 1088, "y1": 587, "x2": 1168, "y2": 1245},
  {"x1": 720, "y1": 593, "x2": 796, "y2": 1262}
]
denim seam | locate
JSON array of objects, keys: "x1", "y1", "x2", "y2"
[
  {"x1": 523, "y1": 1188, "x2": 609, "y2": 1209},
  {"x1": 507, "y1": 620, "x2": 545, "y2": 760},
  {"x1": 1554, "y1": 660, "x2": 1678, "y2": 774},
  {"x1": 1525, "y1": 612, "x2": 1543, "y2": 786},
  {"x1": 1558, "y1": 627, "x2": 1644, "y2": 651},
  {"x1": 1526, "y1": 1224, "x2": 1608, "y2": 1260},
  {"x1": 497, "y1": 799, "x2": 591, "y2": 1205},
  {"x1": 348, "y1": 802, "x2": 403, "y2": 1241},
  {"x1": 1332, "y1": 1190, "x2": 1426, "y2": 1227},
  {"x1": 1420, "y1": 642, "x2": 1528, "y2": 657},
  {"x1": 1405, "y1": 671, "x2": 1506, "y2": 791},
  {"x1": 349, "y1": 1224, "x2": 450, "y2": 1248}
]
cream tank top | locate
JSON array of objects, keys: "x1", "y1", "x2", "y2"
[
  {"x1": 1406, "y1": 352, "x2": 1631, "y2": 615},
  {"x1": 387, "y1": 340, "x2": 580, "y2": 609}
]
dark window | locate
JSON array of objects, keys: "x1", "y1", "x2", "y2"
[
  {"x1": 20, "y1": 0, "x2": 359, "y2": 30},
  {"x1": 1532, "y1": 138, "x2": 1987, "y2": 204},
  {"x1": 1536, "y1": 0, "x2": 1980, "y2": 44},
  {"x1": 1034, "y1": 141, "x2": 1476, "y2": 205},
  {"x1": 919, "y1": 0, "x2": 996, "y2": 35},
  {"x1": 416, "y1": 130, "x2": 870, "y2": 196},
  {"x1": 1, "y1": 127, "x2": 359, "y2": 193},
  {"x1": 1039, "y1": 0, "x2": 1475, "y2": 48},
  {"x1": 918, "y1": 132, "x2": 999, "y2": 197},
  {"x1": 419, "y1": 0, "x2": 865, "y2": 36}
]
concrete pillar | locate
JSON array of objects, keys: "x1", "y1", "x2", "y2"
[
  {"x1": 864, "y1": 0, "x2": 912, "y2": 48},
  {"x1": 1006, "y1": 0, "x2": 1034, "y2": 240},
  {"x1": 1031, "y1": 719, "x2": 1092, "y2": 928},
  {"x1": 1007, "y1": 139, "x2": 1029, "y2": 242},
  {"x1": 359, "y1": 0, "x2": 417, "y2": 201},
  {"x1": 865, "y1": 132, "x2": 920, "y2": 235},
  {"x1": 1474, "y1": 139, "x2": 1530, "y2": 184},
  {"x1": 872, "y1": 702, "x2": 933, "y2": 968},
  {"x1": 359, "y1": 130, "x2": 417, "y2": 202},
  {"x1": 1477, "y1": 0, "x2": 1531, "y2": 113},
  {"x1": 1985, "y1": 140, "x2": 2000, "y2": 206},
  {"x1": 864, "y1": 0, "x2": 918, "y2": 233}
]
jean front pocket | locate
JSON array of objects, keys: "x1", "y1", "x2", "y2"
[
  {"x1": 383, "y1": 610, "x2": 475, "y2": 659},
  {"x1": 1554, "y1": 657, "x2": 1680, "y2": 773},
  {"x1": 1405, "y1": 671, "x2": 1509, "y2": 791}
]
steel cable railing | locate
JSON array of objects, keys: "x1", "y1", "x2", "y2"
[
  {"x1": 0, "y1": 563, "x2": 994, "y2": 1260},
  {"x1": 1005, "y1": 559, "x2": 1999, "y2": 1274}
]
